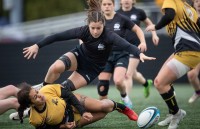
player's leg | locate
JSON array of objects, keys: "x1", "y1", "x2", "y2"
[
  {"x1": 44, "y1": 52, "x2": 77, "y2": 84},
  {"x1": 77, "y1": 112, "x2": 107, "y2": 127},
  {"x1": 32, "y1": 52, "x2": 78, "y2": 90},
  {"x1": 187, "y1": 63, "x2": 200, "y2": 103},
  {"x1": 0, "y1": 85, "x2": 20, "y2": 99},
  {"x1": 156, "y1": 57, "x2": 189, "y2": 128},
  {"x1": 127, "y1": 58, "x2": 152, "y2": 98},
  {"x1": 75, "y1": 94, "x2": 138, "y2": 121},
  {"x1": 0, "y1": 98, "x2": 19, "y2": 115},
  {"x1": 113, "y1": 66, "x2": 133, "y2": 109},
  {"x1": 125, "y1": 57, "x2": 135, "y2": 95},
  {"x1": 0, "y1": 85, "x2": 20, "y2": 115},
  {"x1": 97, "y1": 72, "x2": 112, "y2": 100}
]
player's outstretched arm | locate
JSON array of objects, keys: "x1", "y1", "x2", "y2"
[
  {"x1": 139, "y1": 53, "x2": 156, "y2": 63},
  {"x1": 23, "y1": 44, "x2": 39, "y2": 59}
]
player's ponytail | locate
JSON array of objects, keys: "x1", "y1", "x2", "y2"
[
  {"x1": 86, "y1": 0, "x2": 105, "y2": 25},
  {"x1": 17, "y1": 83, "x2": 32, "y2": 123}
]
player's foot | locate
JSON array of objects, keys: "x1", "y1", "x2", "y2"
[
  {"x1": 144, "y1": 79, "x2": 152, "y2": 98},
  {"x1": 9, "y1": 108, "x2": 30, "y2": 120},
  {"x1": 32, "y1": 83, "x2": 43, "y2": 91},
  {"x1": 168, "y1": 109, "x2": 186, "y2": 129},
  {"x1": 158, "y1": 114, "x2": 172, "y2": 126},
  {"x1": 188, "y1": 93, "x2": 200, "y2": 103},
  {"x1": 119, "y1": 97, "x2": 133, "y2": 109},
  {"x1": 119, "y1": 107, "x2": 138, "y2": 121}
]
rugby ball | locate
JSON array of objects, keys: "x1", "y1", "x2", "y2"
[{"x1": 137, "y1": 106, "x2": 160, "y2": 129}]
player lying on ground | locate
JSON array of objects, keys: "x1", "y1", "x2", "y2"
[{"x1": 16, "y1": 82, "x2": 138, "y2": 129}]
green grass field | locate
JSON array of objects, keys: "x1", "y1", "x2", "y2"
[{"x1": 0, "y1": 84, "x2": 200, "y2": 129}]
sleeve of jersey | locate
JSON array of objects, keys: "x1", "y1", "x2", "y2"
[
  {"x1": 110, "y1": 32, "x2": 141, "y2": 58},
  {"x1": 29, "y1": 111, "x2": 43, "y2": 128},
  {"x1": 197, "y1": 18, "x2": 200, "y2": 27},
  {"x1": 139, "y1": 9, "x2": 147, "y2": 21},
  {"x1": 162, "y1": 0, "x2": 177, "y2": 13},
  {"x1": 60, "y1": 87, "x2": 86, "y2": 116},
  {"x1": 37, "y1": 26, "x2": 85, "y2": 48},
  {"x1": 155, "y1": 8, "x2": 175, "y2": 30},
  {"x1": 122, "y1": 15, "x2": 135, "y2": 30}
]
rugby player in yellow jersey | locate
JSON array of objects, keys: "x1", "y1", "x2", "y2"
[
  {"x1": 16, "y1": 82, "x2": 138, "y2": 129},
  {"x1": 146, "y1": 0, "x2": 200, "y2": 129}
]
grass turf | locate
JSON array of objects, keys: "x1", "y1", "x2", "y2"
[{"x1": 0, "y1": 84, "x2": 200, "y2": 129}]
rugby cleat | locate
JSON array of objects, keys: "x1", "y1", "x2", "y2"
[{"x1": 119, "y1": 107, "x2": 138, "y2": 121}]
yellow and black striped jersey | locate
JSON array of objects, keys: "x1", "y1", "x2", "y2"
[
  {"x1": 162, "y1": 0, "x2": 200, "y2": 52},
  {"x1": 29, "y1": 84, "x2": 66, "y2": 127}
]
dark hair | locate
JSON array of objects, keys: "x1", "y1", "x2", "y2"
[
  {"x1": 86, "y1": 0, "x2": 105, "y2": 25},
  {"x1": 17, "y1": 82, "x2": 32, "y2": 123},
  {"x1": 101, "y1": 0, "x2": 115, "y2": 4}
]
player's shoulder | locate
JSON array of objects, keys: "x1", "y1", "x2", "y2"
[
  {"x1": 116, "y1": 12, "x2": 131, "y2": 21},
  {"x1": 133, "y1": 7, "x2": 146, "y2": 14},
  {"x1": 40, "y1": 84, "x2": 61, "y2": 92},
  {"x1": 103, "y1": 28, "x2": 119, "y2": 40}
]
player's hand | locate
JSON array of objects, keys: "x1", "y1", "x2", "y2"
[
  {"x1": 138, "y1": 42, "x2": 147, "y2": 52},
  {"x1": 145, "y1": 24, "x2": 156, "y2": 32},
  {"x1": 139, "y1": 53, "x2": 156, "y2": 63},
  {"x1": 82, "y1": 112, "x2": 93, "y2": 121},
  {"x1": 60, "y1": 121, "x2": 76, "y2": 129},
  {"x1": 152, "y1": 34, "x2": 159, "y2": 46},
  {"x1": 23, "y1": 44, "x2": 39, "y2": 59}
]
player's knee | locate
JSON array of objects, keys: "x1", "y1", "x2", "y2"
[
  {"x1": 61, "y1": 79, "x2": 76, "y2": 91},
  {"x1": 10, "y1": 98, "x2": 19, "y2": 109},
  {"x1": 187, "y1": 71, "x2": 197, "y2": 81},
  {"x1": 114, "y1": 78, "x2": 124, "y2": 86},
  {"x1": 59, "y1": 55, "x2": 71, "y2": 71},
  {"x1": 154, "y1": 78, "x2": 162, "y2": 90},
  {"x1": 131, "y1": 70, "x2": 137, "y2": 77},
  {"x1": 97, "y1": 80, "x2": 109, "y2": 96},
  {"x1": 6, "y1": 85, "x2": 16, "y2": 92},
  {"x1": 48, "y1": 61, "x2": 64, "y2": 74},
  {"x1": 5, "y1": 85, "x2": 18, "y2": 95}
]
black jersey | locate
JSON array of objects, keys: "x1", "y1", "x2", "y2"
[
  {"x1": 117, "y1": 7, "x2": 147, "y2": 46},
  {"x1": 105, "y1": 13, "x2": 135, "y2": 51},
  {"x1": 37, "y1": 25, "x2": 141, "y2": 66}
]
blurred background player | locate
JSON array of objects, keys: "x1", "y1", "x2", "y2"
[
  {"x1": 97, "y1": 0, "x2": 147, "y2": 109},
  {"x1": 187, "y1": 63, "x2": 200, "y2": 103},
  {"x1": 146, "y1": 0, "x2": 200, "y2": 128},
  {"x1": 187, "y1": 0, "x2": 200, "y2": 103},
  {"x1": 117, "y1": 0, "x2": 159, "y2": 98}
]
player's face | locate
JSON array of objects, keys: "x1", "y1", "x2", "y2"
[
  {"x1": 101, "y1": 0, "x2": 115, "y2": 15},
  {"x1": 29, "y1": 88, "x2": 46, "y2": 106},
  {"x1": 194, "y1": 0, "x2": 200, "y2": 12},
  {"x1": 89, "y1": 21, "x2": 104, "y2": 38},
  {"x1": 121, "y1": 0, "x2": 134, "y2": 8}
]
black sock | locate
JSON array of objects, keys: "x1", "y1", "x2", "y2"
[
  {"x1": 143, "y1": 80, "x2": 148, "y2": 87},
  {"x1": 169, "y1": 84, "x2": 175, "y2": 114},
  {"x1": 160, "y1": 87, "x2": 179, "y2": 115},
  {"x1": 195, "y1": 90, "x2": 200, "y2": 95},
  {"x1": 121, "y1": 93, "x2": 127, "y2": 98},
  {"x1": 112, "y1": 100, "x2": 126, "y2": 111}
]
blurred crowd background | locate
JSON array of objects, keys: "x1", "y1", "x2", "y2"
[
  {"x1": 0, "y1": 0, "x2": 163, "y2": 43},
  {"x1": 0, "y1": 0, "x2": 188, "y2": 86}
]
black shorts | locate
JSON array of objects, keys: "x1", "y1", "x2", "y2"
[
  {"x1": 129, "y1": 54, "x2": 138, "y2": 58},
  {"x1": 103, "y1": 51, "x2": 129, "y2": 73},
  {"x1": 70, "y1": 46, "x2": 105, "y2": 84}
]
